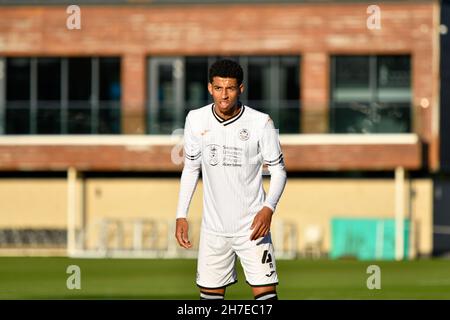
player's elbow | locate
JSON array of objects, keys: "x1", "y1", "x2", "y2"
[
  {"x1": 183, "y1": 160, "x2": 201, "y2": 172},
  {"x1": 268, "y1": 165, "x2": 286, "y2": 178}
]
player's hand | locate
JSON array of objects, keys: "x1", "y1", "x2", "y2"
[
  {"x1": 175, "y1": 218, "x2": 192, "y2": 249},
  {"x1": 250, "y1": 206, "x2": 273, "y2": 241}
]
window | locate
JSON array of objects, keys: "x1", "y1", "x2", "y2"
[
  {"x1": 1, "y1": 57, "x2": 121, "y2": 135},
  {"x1": 330, "y1": 55, "x2": 411, "y2": 133},
  {"x1": 4, "y1": 58, "x2": 30, "y2": 134},
  {"x1": 185, "y1": 57, "x2": 209, "y2": 109},
  {"x1": 37, "y1": 58, "x2": 61, "y2": 134},
  {"x1": 245, "y1": 56, "x2": 300, "y2": 133},
  {"x1": 99, "y1": 58, "x2": 121, "y2": 134},
  {"x1": 147, "y1": 56, "x2": 300, "y2": 134},
  {"x1": 68, "y1": 57, "x2": 92, "y2": 134}
]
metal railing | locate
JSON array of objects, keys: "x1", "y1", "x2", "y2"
[
  {"x1": 1, "y1": 100, "x2": 415, "y2": 135},
  {"x1": 70, "y1": 217, "x2": 298, "y2": 259},
  {"x1": 147, "y1": 99, "x2": 301, "y2": 134},
  {"x1": 0, "y1": 229, "x2": 66, "y2": 248},
  {"x1": 1, "y1": 100, "x2": 121, "y2": 135}
]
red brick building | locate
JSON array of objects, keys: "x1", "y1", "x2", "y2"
[
  {"x1": 0, "y1": 0, "x2": 439, "y2": 171},
  {"x1": 0, "y1": 0, "x2": 444, "y2": 258}
]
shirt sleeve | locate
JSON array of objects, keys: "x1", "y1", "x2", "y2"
[
  {"x1": 175, "y1": 112, "x2": 202, "y2": 219},
  {"x1": 260, "y1": 116, "x2": 287, "y2": 213}
]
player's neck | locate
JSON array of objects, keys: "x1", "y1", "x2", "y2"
[{"x1": 214, "y1": 102, "x2": 242, "y2": 121}]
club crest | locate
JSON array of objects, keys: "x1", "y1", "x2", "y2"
[{"x1": 239, "y1": 128, "x2": 250, "y2": 141}]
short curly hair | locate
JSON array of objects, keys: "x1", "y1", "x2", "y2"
[{"x1": 209, "y1": 59, "x2": 244, "y2": 85}]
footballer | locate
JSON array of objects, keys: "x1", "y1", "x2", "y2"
[{"x1": 175, "y1": 59, "x2": 287, "y2": 300}]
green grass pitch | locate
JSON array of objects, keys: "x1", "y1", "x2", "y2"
[{"x1": 0, "y1": 257, "x2": 449, "y2": 299}]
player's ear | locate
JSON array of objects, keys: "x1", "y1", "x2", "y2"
[
  {"x1": 208, "y1": 82, "x2": 213, "y2": 95},
  {"x1": 239, "y1": 83, "x2": 244, "y2": 94}
]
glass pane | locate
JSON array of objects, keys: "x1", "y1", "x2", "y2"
[
  {"x1": 5, "y1": 101, "x2": 30, "y2": 134},
  {"x1": 330, "y1": 102, "x2": 410, "y2": 133},
  {"x1": 157, "y1": 64, "x2": 175, "y2": 134},
  {"x1": 37, "y1": 58, "x2": 61, "y2": 134},
  {"x1": 6, "y1": 58, "x2": 30, "y2": 134},
  {"x1": 335, "y1": 56, "x2": 370, "y2": 88},
  {"x1": 38, "y1": 58, "x2": 61, "y2": 101},
  {"x1": 378, "y1": 56, "x2": 410, "y2": 88},
  {"x1": 333, "y1": 56, "x2": 371, "y2": 102},
  {"x1": 69, "y1": 58, "x2": 91, "y2": 100},
  {"x1": 246, "y1": 56, "x2": 300, "y2": 133},
  {"x1": 68, "y1": 101, "x2": 91, "y2": 134},
  {"x1": 247, "y1": 57, "x2": 271, "y2": 103},
  {"x1": 280, "y1": 56, "x2": 300, "y2": 100},
  {"x1": 6, "y1": 58, "x2": 30, "y2": 100},
  {"x1": 185, "y1": 57, "x2": 208, "y2": 117},
  {"x1": 99, "y1": 101, "x2": 121, "y2": 134},
  {"x1": 214, "y1": 56, "x2": 238, "y2": 64},
  {"x1": 99, "y1": 58, "x2": 121, "y2": 101},
  {"x1": 68, "y1": 58, "x2": 91, "y2": 133},
  {"x1": 377, "y1": 55, "x2": 411, "y2": 102},
  {"x1": 277, "y1": 100, "x2": 300, "y2": 134},
  {"x1": 37, "y1": 101, "x2": 60, "y2": 134},
  {"x1": 330, "y1": 55, "x2": 412, "y2": 133},
  {"x1": 99, "y1": 58, "x2": 121, "y2": 134},
  {"x1": 279, "y1": 57, "x2": 300, "y2": 133}
]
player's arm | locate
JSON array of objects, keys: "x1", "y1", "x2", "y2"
[
  {"x1": 175, "y1": 113, "x2": 202, "y2": 249},
  {"x1": 250, "y1": 117, "x2": 287, "y2": 240}
]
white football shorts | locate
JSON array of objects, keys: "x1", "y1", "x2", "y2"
[{"x1": 196, "y1": 229, "x2": 278, "y2": 289}]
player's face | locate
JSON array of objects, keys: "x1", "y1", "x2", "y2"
[{"x1": 208, "y1": 77, "x2": 244, "y2": 115}]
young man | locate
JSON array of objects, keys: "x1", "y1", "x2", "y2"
[{"x1": 175, "y1": 59, "x2": 287, "y2": 300}]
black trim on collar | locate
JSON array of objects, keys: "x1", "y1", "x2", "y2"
[
  {"x1": 224, "y1": 106, "x2": 245, "y2": 126},
  {"x1": 211, "y1": 103, "x2": 245, "y2": 126},
  {"x1": 211, "y1": 104, "x2": 225, "y2": 123}
]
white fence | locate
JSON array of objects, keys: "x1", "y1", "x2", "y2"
[{"x1": 69, "y1": 218, "x2": 298, "y2": 259}]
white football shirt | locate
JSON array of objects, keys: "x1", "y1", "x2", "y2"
[{"x1": 176, "y1": 103, "x2": 287, "y2": 236}]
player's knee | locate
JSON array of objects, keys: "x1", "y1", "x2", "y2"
[{"x1": 200, "y1": 289, "x2": 225, "y2": 300}]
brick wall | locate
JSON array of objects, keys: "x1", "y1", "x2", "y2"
[{"x1": 0, "y1": 2, "x2": 439, "y2": 171}]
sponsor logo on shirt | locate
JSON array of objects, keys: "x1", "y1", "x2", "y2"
[{"x1": 206, "y1": 144, "x2": 220, "y2": 166}]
